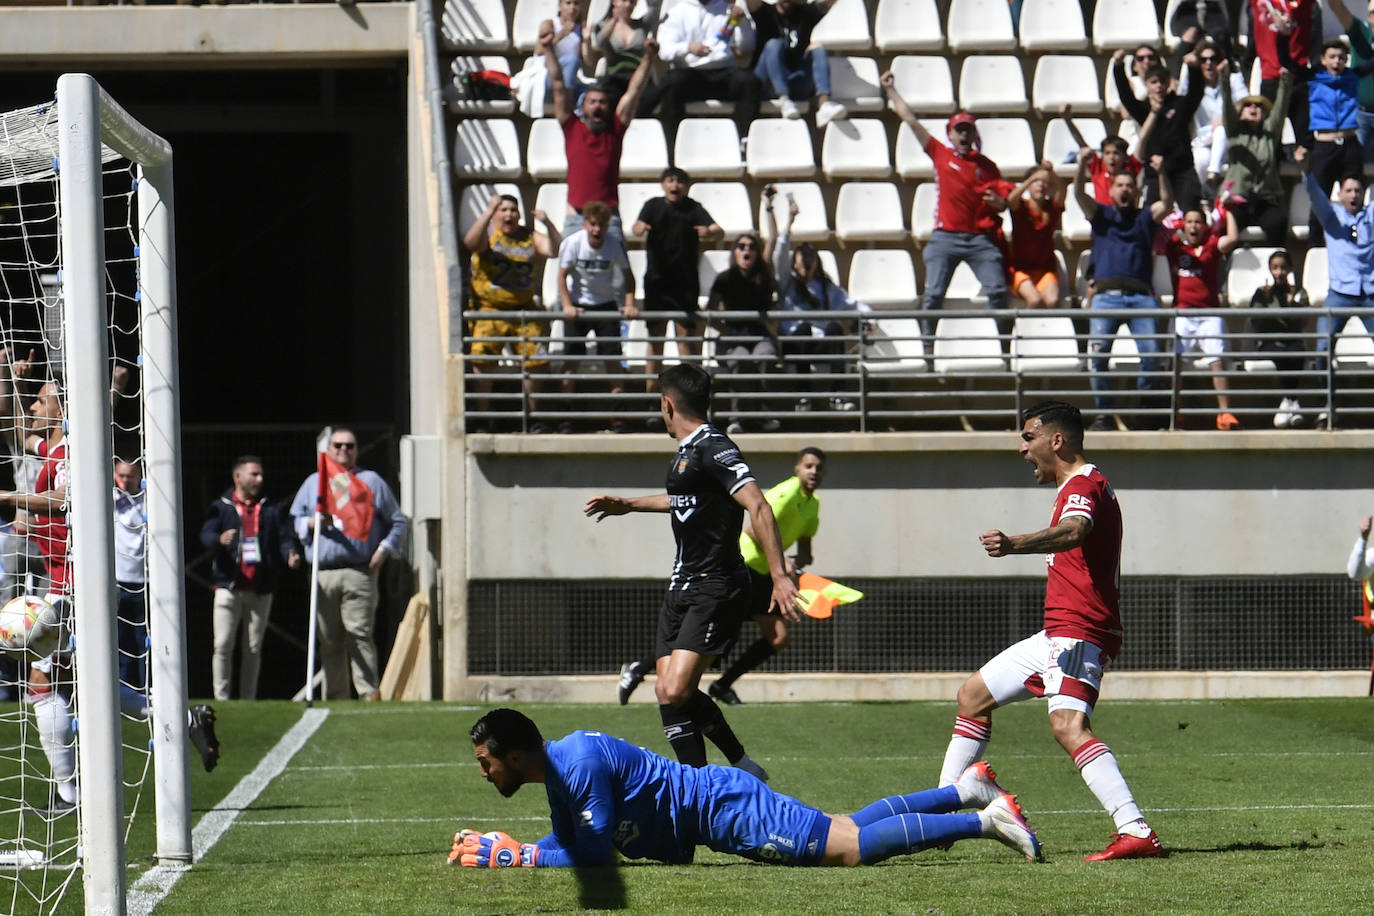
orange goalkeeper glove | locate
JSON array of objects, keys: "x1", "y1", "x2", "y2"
[{"x1": 453, "y1": 830, "x2": 539, "y2": 868}]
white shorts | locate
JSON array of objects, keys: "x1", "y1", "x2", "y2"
[
  {"x1": 978, "y1": 630, "x2": 1108, "y2": 716},
  {"x1": 29, "y1": 593, "x2": 71, "y2": 677},
  {"x1": 1174, "y1": 314, "x2": 1224, "y2": 360}
]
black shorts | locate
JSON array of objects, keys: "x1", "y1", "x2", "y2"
[
  {"x1": 745, "y1": 568, "x2": 773, "y2": 617},
  {"x1": 643, "y1": 276, "x2": 700, "y2": 319},
  {"x1": 564, "y1": 303, "x2": 624, "y2": 359},
  {"x1": 656, "y1": 570, "x2": 749, "y2": 658}
]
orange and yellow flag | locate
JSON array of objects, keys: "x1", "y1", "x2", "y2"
[{"x1": 793, "y1": 572, "x2": 865, "y2": 620}]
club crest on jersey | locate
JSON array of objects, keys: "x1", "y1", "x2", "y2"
[
  {"x1": 676, "y1": 456, "x2": 688, "y2": 473},
  {"x1": 614, "y1": 819, "x2": 640, "y2": 847}
]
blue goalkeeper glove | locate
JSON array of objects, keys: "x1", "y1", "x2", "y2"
[{"x1": 453, "y1": 830, "x2": 539, "y2": 868}]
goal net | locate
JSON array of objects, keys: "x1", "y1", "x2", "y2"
[{"x1": 0, "y1": 74, "x2": 191, "y2": 914}]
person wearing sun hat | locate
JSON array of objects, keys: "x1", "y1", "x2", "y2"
[
  {"x1": 1220, "y1": 58, "x2": 1293, "y2": 245},
  {"x1": 880, "y1": 73, "x2": 1012, "y2": 339}
]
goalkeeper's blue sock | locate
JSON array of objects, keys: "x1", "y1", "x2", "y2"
[
  {"x1": 660, "y1": 703, "x2": 707, "y2": 766},
  {"x1": 857, "y1": 812, "x2": 983, "y2": 864},
  {"x1": 850, "y1": 785, "x2": 963, "y2": 827}
]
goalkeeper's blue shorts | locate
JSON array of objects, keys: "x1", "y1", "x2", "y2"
[{"x1": 696, "y1": 765, "x2": 830, "y2": 866}]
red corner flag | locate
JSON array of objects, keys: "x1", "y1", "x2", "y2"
[
  {"x1": 792, "y1": 573, "x2": 865, "y2": 620},
  {"x1": 319, "y1": 453, "x2": 375, "y2": 542}
]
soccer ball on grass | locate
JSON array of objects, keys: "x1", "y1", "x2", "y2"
[{"x1": 0, "y1": 595, "x2": 62, "y2": 660}]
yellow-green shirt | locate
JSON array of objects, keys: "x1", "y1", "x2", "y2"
[{"x1": 739, "y1": 476, "x2": 819, "y2": 575}]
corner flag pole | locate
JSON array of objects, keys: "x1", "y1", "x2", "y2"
[{"x1": 305, "y1": 430, "x2": 330, "y2": 706}]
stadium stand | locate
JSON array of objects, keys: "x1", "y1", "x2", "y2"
[
  {"x1": 1031, "y1": 56, "x2": 1103, "y2": 114},
  {"x1": 688, "y1": 182, "x2": 754, "y2": 237},
  {"x1": 1091, "y1": 0, "x2": 1160, "y2": 51},
  {"x1": 533, "y1": 182, "x2": 570, "y2": 241},
  {"x1": 1010, "y1": 313, "x2": 1082, "y2": 375},
  {"x1": 620, "y1": 119, "x2": 670, "y2": 180},
  {"x1": 674, "y1": 119, "x2": 745, "y2": 179},
  {"x1": 958, "y1": 57, "x2": 1029, "y2": 115},
  {"x1": 525, "y1": 118, "x2": 567, "y2": 181},
  {"x1": 946, "y1": 0, "x2": 1017, "y2": 53},
  {"x1": 449, "y1": 57, "x2": 517, "y2": 115},
  {"x1": 453, "y1": 118, "x2": 522, "y2": 180},
  {"x1": 1017, "y1": 0, "x2": 1090, "y2": 52},
  {"x1": 617, "y1": 183, "x2": 660, "y2": 241},
  {"x1": 834, "y1": 181, "x2": 907, "y2": 243},
  {"x1": 442, "y1": 0, "x2": 510, "y2": 52},
  {"x1": 848, "y1": 249, "x2": 918, "y2": 309},
  {"x1": 821, "y1": 119, "x2": 892, "y2": 179},
  {"x1": 932, "y1": 316, "x2": 1005, "y2": 374},
  {"x1": 1041, "y1": 117, "x2": 1107, "y2": 175},
  {"x1": 828, "y1": 57, "x2": 885, "y2": 114},
  {"x1": 860, "y1": 316, "x2": 928, "y2": 372},
  {"x1": 910, "y1": 182, "x2": 937, "y2": 244},
  {"x1": 873, "y1": 0, "x2": 944, "y2": 53},
  {"x1": 889, "y1": 56, "x2": 957, "y2": 115},
  {"x1": 894, "y1": 119, "x2": 950, "y2": 180},
  {"x1": 756, "y1": 182, "x2": 831, "y2": 242},
  {"x1": 809, "y1": 0, "x2": 874, "y2": 52},
  {"x1": 746, "y1": 119, "x2": 818, "y2": 180}
]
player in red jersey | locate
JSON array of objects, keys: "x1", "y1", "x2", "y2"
[
  {"x1": 934, "y1": 401, "x2": 1163, "y2": 861},
  {"x1": 1164, "y1": 208, "x2": 1242, "y2": 429}
]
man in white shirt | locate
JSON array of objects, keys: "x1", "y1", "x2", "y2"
[
  {"x1": 113, "y1": 460, "x2": 148, "y2": 692},
  {"x1": 650, "y1": 0, "x2": 762, "y2": 151},
  {"x1": 557, "y1": 201, "x2": 638, "y2": 433}
]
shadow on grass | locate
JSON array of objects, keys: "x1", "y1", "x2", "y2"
[
  {"x1": 1163, "y1": 839, "x2": 1336, "y2": 855},
  {"x1": 574, "y1": 865, "x2": 627, "y2": 909}
]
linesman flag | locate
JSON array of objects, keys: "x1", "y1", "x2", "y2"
[
  {"x1": 317, "y1": 452, "x2": 375, "y2": 543},
  {"x1": 793, "y1": 572, "x2": 864, "y2": 619}
]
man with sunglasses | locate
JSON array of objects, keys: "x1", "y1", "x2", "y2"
[
  {"x1": 1175, "y1": 38, "x2": 1250, "y2": 194},
  {"x1": 290, "y1": 428, "x2": 409, "y2": 700},
  {"x1": 881, "y1": 71, "x2": 1011, "y2": 339}
]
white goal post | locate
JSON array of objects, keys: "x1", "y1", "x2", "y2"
[{"x1": 57, "y1": 73, "x2": 190, "y2": 913}]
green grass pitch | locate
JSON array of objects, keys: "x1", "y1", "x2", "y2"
[{"x1": 13, "y1": 696, "x2": 1374, "y2": 914}]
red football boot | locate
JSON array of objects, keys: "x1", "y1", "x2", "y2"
[{"x1": 1083, "y1": 831, "x2": 1164, "y2": 861}]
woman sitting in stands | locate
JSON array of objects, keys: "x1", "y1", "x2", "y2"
[
  {"x1": 770, "y1": 193, "x2": 871, "y2": 414},
  {"x1": 584, "y1": 0, "x2": 663, "y2": 107}
]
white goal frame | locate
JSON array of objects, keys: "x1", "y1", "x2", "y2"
[{"x1": 56, "y1": 72, "x2": 191, "y2": 913}]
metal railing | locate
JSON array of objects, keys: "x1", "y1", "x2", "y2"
[{"x1": 459, "y1": 304, "x2": 1374, "y2": 433}]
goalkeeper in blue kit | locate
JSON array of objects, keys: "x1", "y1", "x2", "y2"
[{"x1": 450, "y1": 708, "x2": 1042, "y2": 868}]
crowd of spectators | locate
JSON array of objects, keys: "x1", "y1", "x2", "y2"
[{"x1": 460, "y1": 0, "x2": 1374, "y2": 433}]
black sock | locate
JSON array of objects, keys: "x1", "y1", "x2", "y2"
[
  {"x1": 716, "y1": 638, "x2": 776, "y2": 690},
  {"x1": 635, "y1": 653, "x2": 658, "y2": 675},
  {"x1": 660, "y1": 703, "x2": 707, "y2": 766},
  {"x1": 685, "y1": 690, "x2": 746, "y2": 764}
]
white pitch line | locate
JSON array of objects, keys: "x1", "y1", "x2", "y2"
[
  {"x1": 237, "y1": 815, "x2": 552, "y2": 827},
  {"x1": 127, "y1": 707, "x2": 330, "y2": 916},
  {"x1": 290, "y1": 762, "x2": 458, "y2": 772}
]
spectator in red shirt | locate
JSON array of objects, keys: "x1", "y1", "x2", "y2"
[
  {"x1": 882, "y1": 72, "x2": 1009, "y2": 337},
  {"x1": 1247, "y1": 0, "x2": 1316, "y2": 140},
  {"x1": 542, "y1": 31, "x2": 659, "y2": 244},
  {"x1": 1164, "y1": 208, "x2": 1242, "y2": 429},
  {"x1": 1005, "y1": 162, "x2": 1066, "y2": 309}
]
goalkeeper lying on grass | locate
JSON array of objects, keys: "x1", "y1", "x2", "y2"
[{"x1": 450, "y1": 708, "x2": 1042, "y2": 868}]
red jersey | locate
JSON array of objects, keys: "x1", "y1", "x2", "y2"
[
  {"x1": 1165, "y1": 235, "x2": 1222, "y2": 309},
  {"x1": 32, "y1": 437, "x2": 70, "y2": 594},
  {"x1": 564, "y1": 114, "x2": 626, "y2": 211},
  {"x1": 1043, "y1": 465, "x2": 1123, "y2": 659},
  {"x1": 1250, "y1": 0, "x2": 1313, "y2": 81},
  {"x1": 1008, "y1": 198, "x2": 1063, "y2": 272},
  {"x1": 925, "y1": 138, "x2": 1004, "y2": 235},
  {"x1": 1085, "y1": 151, "x2": 1143, "y2": 205}
]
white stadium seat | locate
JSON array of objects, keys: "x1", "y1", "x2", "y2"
[
  {"x1": 620, "y1": 119, "x2": 669, "y2": 180},
  {"x1": 453, "y1": 119, "x2": 522, "y2": 180},
  {"x1": 533, "y1": 183, "x2": 570, "y2": 240},
  {"x1": 946, "y1": 0, "x2": 1017, "y2": 53},
  {"x1": 458, "y1": 183, "x2": 524, "y2": 239},
  {"x1": 1226, "y1": 246, "x2": 1282, "y2": 309},
  {"x1": 933, "y1": 317, "x2": 1005, "y2": 373},
  {"x1": 674, "y1": 119, "x2": 744, "y2": 179},
  {"x1": 587, "y1": 0, "x2": 659, "y2": 24},
  {"x1": 526, "y1": 119, "x2": 567, "y2": 181},
  {"x1": 449, "y1": 57, "x2": 516, "y2": 115},
  {"x1": 617, "y1": 183, "x2": 661, "y2": 241},
  {"x1": 1335, "y1": 316, "x2": 1374, "y2": 369},
  {"x1": 828, "y1": 57, "x2": 885, "y2": 114},
  {"x1": 1289, "y1": 181, "x2": 1312, "y2": 242},
  {"x1": 1042, "y1": 119, "x2": 1106, "y2": 176},
  {"x1": 697, "y1": 250, "x2": 733, "y2": 307},
  {"x1": 910, "y1": 182, "x2": 937, "y2": 242},
  {"x1": 976, "y1": 118, "x2": 1038, "y2": 175},
  {"x1": 1301, "y1": 247, "x2": 1329, "y2": 309},
  {"x1": 746, "y1": 119, "x2": 817, "y2": 180},
  {"x1": 756, "y1": 182, "x2": 831, "y2": 243},
  {"x1": 1011, "y1": 314, "x2": 1081, "y2": 374},
  {"x1": 945, "y1": 262, "x2": 986, "y2": 303},
  {"x1": 895, "y1": 119, "x2": 951, "y2": 180},
  {"x1": 958, "y1": 57, "x2": 1029, "y2": 115},
  {"x1": 1059, "y1": 186, "x2": 1092, "y2": 243},
  {"x1": 810, "y1": 0, "x2": 873, "y2": 52},
  {"x1": 890, "y1": 56, "x2": 956, "y2": 115},
  {"x1": 821, "y1": 119, "x2": 892, "y2": 179},
  {"x1": 861, "y1": 317, "x2": 929, "y2": 373},
  {"x1": 512, "y1": 0, "x2": 559, "y2": 52},
  {"x1": 874, "y1": 0, "x2": 944, "y2": 52},
  {"x1": 441, "y1": 0, "x2": 510, "y2": 51},
  {"x1": 688, "y1": 182, "x2": 753, "y2": 238},
  {"x1": 1108, "y1": 323, "x2": 1140, "y2": 372},
  {"x1": 1031, "y1": 56, "x2": 1103, "y2": 114},
  {"x1": 834, "y1": 182, "x2": 907, "y2": 243},
  {"x1": 848, "y1": 249, "x2": 918, "y2": 308},
  {"x1": 1092, "y1": 0, "x2": 1159, "y2": 52},
  {"x1": 1017, "y1": 0, "x2": 1089, "y2": 51}
]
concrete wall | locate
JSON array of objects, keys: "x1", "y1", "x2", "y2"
[{"x1": 466, "y1": 430, "x2": 1374, "y2": 580}]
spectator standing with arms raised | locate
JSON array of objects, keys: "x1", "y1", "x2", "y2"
[
  {"x1": 201, "y1": 455, "x2": 301, "y2": 700},
  {"x1": 1113, "y1": 47, "x2": 1205, "y2": 210},
  {"x1": 584, "y1": 0, "x2": 662, "y2": 107},
  {"x1": 1248, "y1": 0, "x2": 1316, "y2": 141},
  {"x1": 1075, "y1": 150, "x2": 1175, "y2": 431},
  {"x1": 1221, "y1": 60, "x2": 1293, "y2": 245},
  {"x1": 881, "y1": 71, "x2": 1010, "y2": 338},
  {"x1": 543, "y1": 27, "x2": 659, "y2": 244},
  {"x1": 1327, "y1": 0, "x2": 1374, "y2": 162},
  {"x1": 1302, "y1": 161, "x2": 1374, "y2": 383},
  {"x1": 1005, "y1": 162, "x2": 1066, "y2": 309},
  {"x1": 291, "y1": 429, "x2": 408, "y2": 701}
]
